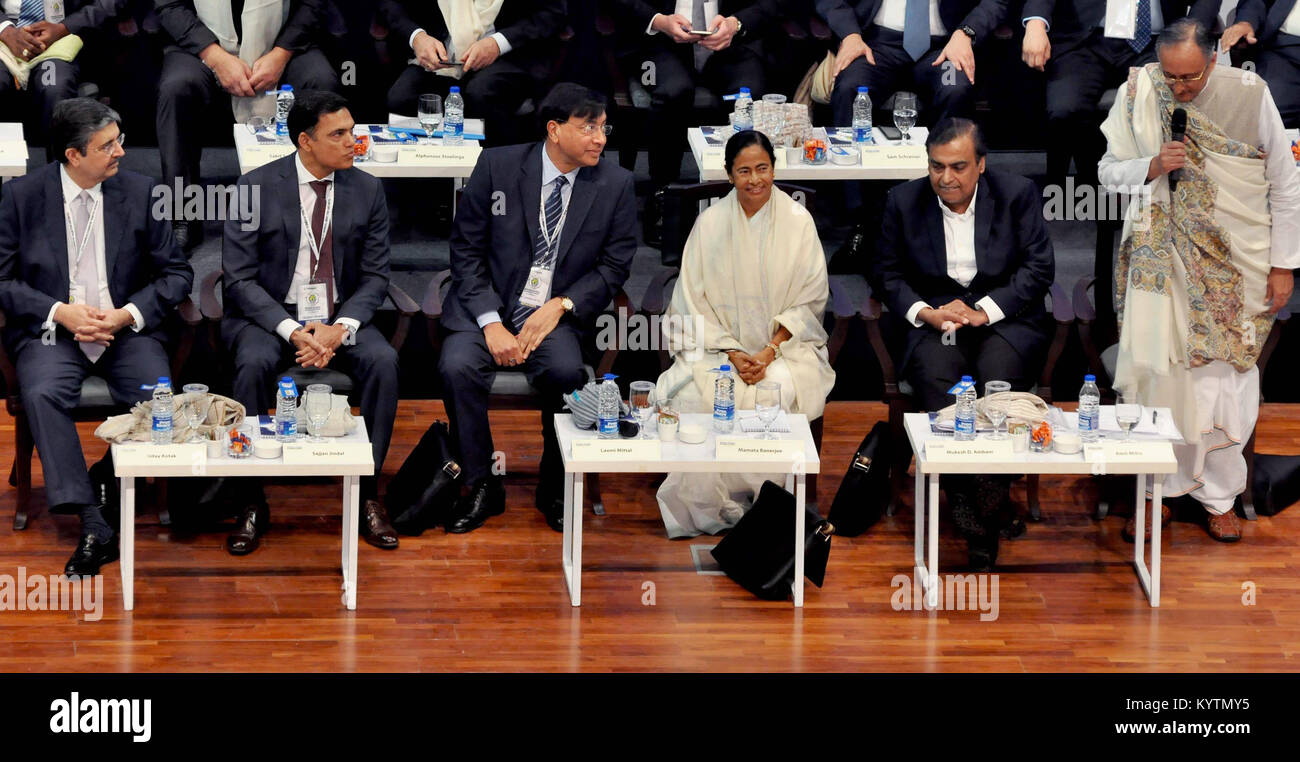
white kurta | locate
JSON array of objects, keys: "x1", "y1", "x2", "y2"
[{"x1": 654, "y1": 187, "x2": 835, "y2": 538}]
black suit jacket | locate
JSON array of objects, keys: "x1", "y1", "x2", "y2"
[
  {"x1": 221, "y1": 153, "x2": 390, "y2": 345},
  {"x1": 816, "y1": 0, "x2": 1009, "y2": 43},
  {"x1": 375, "y1": 0, "x2": 565, "y2": 63},
  {"x1": 443, "y1": 141, "x2": 637, "y2": 333},
  {"x1": 155, "y1": 0, "x2": 324, "y2": 56},
  {"x1": 1021, "y1": 0, "x2": 1222, "y2": 53},
  {"x1": 56, "y1": 0, "x2": 129, "y2": 36},
  {"x1": 0, "y1": 163, "x2": 193, "y2": 356},
  {"x1": 874, "y1": 169, "x2": 1055, "y2": 367},
  {"x1": 1236, "y1": 0, "x2": 1299, "y2": 43}
]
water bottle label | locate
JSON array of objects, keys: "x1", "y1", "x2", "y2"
[
  {"x1": 713, "y1": 403, "x2": 734, "y2": 421},
  {"x1": 946, "y1": 379, "x2": 976, "y2": 395},
  {"x1": 854, "y1": 127, "x2": 873, "y2": 143},
  {"x1": 598, "y1": 418, "x2": 618, "y2": 436},
  {"x1": 152, "y1": 415, "x2": 171, "y2": 432},
  {"x1": 954, "y1": 416, "x2": 975, "y2": 436},
  {"x1": 1079, "y1": 412, "x2": 1098, "y2": 431}
]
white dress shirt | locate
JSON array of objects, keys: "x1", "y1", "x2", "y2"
[
  {"x1": 273, "y1": 155, "x2": 361, "y2": 343},
  {"x1": 646, "y1": 0, "x2": 718, "y2": 33},
  {"x1": 42, "y1": 166, "x2": 145, "y2": 335},
  {"x1": 1097, "y1": 82, "x2": 1300, "y2": 270},
  {"x1": 0, "y1": 0, "x2": 24, "y2": 34},
  {"x1": 875, "y1": 0, "x2": 947, "y2": 36},
  {"x1": 476, "y1": 143, "x2": 580, "y2": 328},
  {"x1": 1023, "y1": 0, "x2": 1163, "y2": 35},
  {"x1": 904, "y1": 182, "x2": 1007, "y2": 327},
  {"x1": 408, "y1": 27, "x2": 512, "y2": 58},
  {"x1": 1283, "y1": 2, "x2": 1300, "y2": 37}
]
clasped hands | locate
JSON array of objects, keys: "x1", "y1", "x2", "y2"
[
  {"x1": 55, "y1": 303, "x2": 134, "y2": 345},
  {"x1": 291, "y1": 321, "x2": 349, "y2": 368},
  {"x1": 727, "y1": 346, "x2": 776, "y2": 385},
  {"x1": 483, "y1": 297, "x2": 565, "y2": 367},
  {"x1": 919, "y1": 299, "x2": 988, "y2": 333}
]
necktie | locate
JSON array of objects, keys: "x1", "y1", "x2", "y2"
[
  {"x1": 1130, "y1": 0, "x2": 1152, "y2": 53},
  {"x1": 903, "y1": 0, "x2": 931, "y2": 61},
  {"x1": 72, "y1": 191, "x2": 106, "y2": 362},
  {"x1": 511, "y1": 175, "x2": 568, "y2": 331},
  {"x1": 691, "y1": 0, "x2": 711, "y2": 72},
  {"x1": 19, "y1": 0, "x2": 43, "y2": 26},
  {"x1": 308, "y1": 180, "x2": 336, "y2": 316}
]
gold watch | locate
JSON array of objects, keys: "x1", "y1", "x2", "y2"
[{"x1": 560, "y1": 296, "x2": 575, "y2": 313}]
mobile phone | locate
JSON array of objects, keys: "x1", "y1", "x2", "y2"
[
  {"x1": 877, "y1": 125, "x2": 903, "y2": 141},
  {"x1": 687, "y1": 29, "x2": 715, "y2": 35}
]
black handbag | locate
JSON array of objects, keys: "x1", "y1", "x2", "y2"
[
  {"x1": 1251, "y1": 454, "x2": 1300, "y2": 517},
  {"x1": 827, "y1": 420, "x2": 892, "y2": 536},
  {"x1": 385, "y1": 421, "x2": 464, "y2": 535},
  {"x1": 710, "y1": 481, "x2": 834, "y2": 601}
]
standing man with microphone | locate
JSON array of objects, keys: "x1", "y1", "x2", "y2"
[{"x1": 1098, "y1": 18, "x2": 1300, "y2": 543}]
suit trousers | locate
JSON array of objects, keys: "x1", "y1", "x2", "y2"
[
  {"x1": 228, "y1": 321, "x2": 399, "y2": 500},
  {"x1": 155, "y1": 48, "x2": 339, "y2": 188},
  {"x1": 438, "y1": 322, "x2": 586, "y2": 487},
  {"x1": 1257, "y1": 36, "x2": 1300, "y2": 128},
  {"x1": 386, "y1": 57, "x2": 537, "y2": 147},
  {"x1": 0, "y1": 58, "x2": 79, "y2": 138},
  {"x1": 905, "y1": 324, "x2": 1036, "y2": 413}
]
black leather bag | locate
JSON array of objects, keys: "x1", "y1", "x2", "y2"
[
  {"x1": 385, "y1": 421, "x2": 463, "y2": 535},
  {"x1": 710, "y1": 481, "x2": 834, "y2": 601},
  {"x1": 827, "y1": 420, "x2": 891, "y2": 536},
  {"x1": 1251, "y1": 454, "x2": 1300, "y2": 517}
]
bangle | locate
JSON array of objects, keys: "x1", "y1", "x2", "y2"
[{"x1": 765, "y1": 341, "x2": 781, "y2": 359}]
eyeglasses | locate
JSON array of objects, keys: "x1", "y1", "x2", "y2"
[
  {"x1": 95, "y1": 133, "x2": 125, "y2": 156},
  {"x1": 1163, "y1": 63, "x2": 1209, "y2": 85},
  {"x1": 569, "y1": 121, "x2": 613, "y2": 137}
]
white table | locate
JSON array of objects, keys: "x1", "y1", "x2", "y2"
[
  {"x1": 0, "y1": 123, "x2": 27, "y2": 181},
  {"x1": 687, "y1": 126, "x2": 930, "y2": 182},
  {"x1": 555, "y1": 412, "x2": 822, "y2": 607},
  {"x1": 903, "y1": 409, "x2": 1180, "y2": 607},
  {"x1": 233, "y1": 123, "x2": 482, "y2": 179},
  {"x1": 112, "y1": 421, "x2": 374, "y2": 611}
]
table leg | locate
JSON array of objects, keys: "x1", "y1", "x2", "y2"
[
  {"x1": 914, "y1": 466, "x2": 925, "y2": 584},
  {"x1": 562, "y1": 469, "x2": 574, "y2": 598},
  {"x1": 452, "y1": 177, "x2": 463, "y2": 217},
  {"x1": 120, "y1": 477, "x2": 135, "y2": 611},
  {"x1": 794, "y1": 471, "x2": 806, "y2": 608},
  {"x1": 341, "y1": 476, "x2": 359, "y2": 610},
  {"x1": 1151, "y1": 476, "x2": 1162, "y2": 607},
  {"x1": 927, "y1": 474, "x2": 939, "y2": 609},
  {"x1": 570, "y1": 471, "x2": 584, "y2": 606},
  {"x1": 1132, "y1": 472, "x2": 1159, "y2": 606}
]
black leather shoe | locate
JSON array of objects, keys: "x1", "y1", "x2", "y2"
[
  {"x1": 64, "y1": 533, "x2": 118, "y2": 577},
  {"x1": 226, "y1": 503, "x2": 269, "y2": 555},
  {"x1": 536, "y1": 478, "x2": 565, "y2": 533},
  {"x1": 642, "y1": 191, "x2": 663, "y2": 248},
  {"x1": 828, "y1": 222, "x2": 867, "y2": 274},
  {"x1": 361, "y1": 499, "x2": 399, "y2": 549},
  {"x1": 447, "y1": 480, "x2": 505, "y2": 534},
  {"x1": 540, "y1": 498, "x2": 564, "y2": 533}
]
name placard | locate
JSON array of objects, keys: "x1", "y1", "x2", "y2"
[
  {"x1": 114, "y1": 442, "x2": 207, "y2": 469},
  {"x1": 715, "y1": 437, "x2": 805, "y2": 463},
  {"x1": 0, "y1": 141, "x2": 26, "y2": 164},
  {"x1": 398, "y1": 145, "x2": 479, "y2": 165},
  {"x1": 1084, "y1": 441, "x2": 1176, "y2": 464},
  {"x1": 241, "y1": 144, "x2": 295, "y2": 166},
  {"x1": 860, "y1": 144, "x2": 927, "y2": 167},
  {"x1": 925, "y1": 439, "x2": 1014, "y2": 463},
  {"x1": 570, "y1": 439, "x2": 661, "y2": 461},
  {"x1": 699, "y1": 149, "x2": 724, "y2": 172},
  {"x1": 282, "y1": 442, "x2": 374, "y2": 466}
]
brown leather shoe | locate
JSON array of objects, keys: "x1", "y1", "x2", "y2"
[
  {"x1": 1122, "y1": 503, "x2": 1172, "y2": 543},
  {"x1": 361, "y1": 499, "x2": 399, "y2": 549},
  {"x1": 1205, "y1": 511, "x2": 1242, "y2": 543},
  {"x1": 227, "y1": 504, "x2": 269, "y2": 555}
]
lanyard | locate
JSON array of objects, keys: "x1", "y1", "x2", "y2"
[
  {"x1": 299, "y1": 181, "x2": 334, "y2": 281},
  {"x1": 63, "y1": 193, "x2": 101, "y2": 283},
  {"x1": 538, "y1": 178, "x2": 570, "y2": 257}
]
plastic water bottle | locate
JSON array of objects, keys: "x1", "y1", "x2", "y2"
[
  {"x1": 954, "y1": 375, "x2": 977, "y2": 441},
  {"x1": 713, "y1": 364, "x2": 736, "y2": 433},
  {"x1": 275, "y1": 376, "x2": 299, "y2": 442},
  {"x1": 275, "y1": 85, "x2": 294, "y2": 138},
  {"x1": 733, "y1": 87, "x2": 753, "y2": 132},
  {"x1": 151, "y1": 376, "x2": 173, "y2": 445},
  {"x1": 1078, "y1": 374, "x2": 1101, "y2": 442},
  {"x1": 852, "y1": 87, "x2": 873, "y2": 144},
  {"x1": 597, "y1": 373, "x2": 620, "y2": 439},
  {"x1": 444, "y1": 86, "x2": 464, "y2": 146}
]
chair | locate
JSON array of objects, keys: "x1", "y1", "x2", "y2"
[
  {"x1": 422, "y1": 271, "x2": 630, "y2": 513},
  {"x1": 864, "y1": 283, "x2": 1075, "y2": 520},
  {"x1": 0, "y1": 300, "x2": 203, "y2": 530},
  {"x1": 1074, "y1": 275, "x2": 1289, "y2": 520}
]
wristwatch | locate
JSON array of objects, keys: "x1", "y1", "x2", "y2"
[
  {"x1": 730, "y1": 16, "x2": 744, "y2": 37},
  {"x1": 559, "y1": 296, "x2": 575, "y2": 314},
  {"x1": 959, "y1": 25, "x2": 977, "y2": 43},
  {"x1": 765, "y1": 341, "x2": 782, "y2": 359}
]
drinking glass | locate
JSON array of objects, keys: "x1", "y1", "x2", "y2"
[
  {"x1": 418, "y1": 94, "x2": 443, "y2": 142},
  {"x1": 984, "y1": 380, "x2": 1011, "y2": 439},
  {"x1": 755, "y1": 381, "x2": 782, "y2": 440},
  {"x1": 629, "y1": 381, "x2": 656, "y2": 439},
  {"x1": 304, "y1": 384, "x2": 333, "y2": 443},
  {"x1": 182, "y1": 383, "x2": 209, "y2": 442},
  {"x1": 1115, "y1": 392, "x2": 1141, "y2": 442},
  {"x1": 893, "y1": 92, "x2": 918, "y2": 143}
]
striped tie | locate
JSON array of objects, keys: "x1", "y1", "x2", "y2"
[
  {"x1": 1130, "y1": 0, "x2": 1152, "y2": 53},
  {"x1": 18, "y1": 0, "x2": 43, "y2": 26},
  {"x1": 511, "y1": 175, "x2": 568, "y2": 331}
]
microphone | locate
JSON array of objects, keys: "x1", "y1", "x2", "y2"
[{"x1": 1170, "y1": 108, "x2": 1187, "y2": 195}]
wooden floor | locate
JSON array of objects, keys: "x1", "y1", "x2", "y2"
[{"x1": 1, "y1": 400, "x2": 1298, "y2": 673}]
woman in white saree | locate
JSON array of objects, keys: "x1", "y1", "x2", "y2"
[{"x1": 654, "y1": 130, "x2": 836, "y2": 538}]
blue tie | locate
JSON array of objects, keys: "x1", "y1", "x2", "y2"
[
  {"x1": 1130, "y1": 0, "x2": 1152, "y2": 53},
  {"x1": 512, "y1": 175, "x2": 568, "y2": 331},
  {"x1": 903, "y1": 0, "x2": 930, "y2": 61},
  {"x1": 18, "y1": 0, "x2": 43, "y2": 26}
]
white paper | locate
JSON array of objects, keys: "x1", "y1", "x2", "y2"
[
  {"x1": 1104, "y1": 0, "x2": 1137, "y2": 40},
  {"x1": 281, "y1": 441, "x2": 374, "y2": 466}
]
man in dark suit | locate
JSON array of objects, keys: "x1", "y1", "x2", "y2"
[
  {"x1": 155, "y1": 0, "x2": 341, "y2": 250},
  {"x1": 222, "y1": 90, "x2": 400, "y2": 554},
  {"x1": 874, "y1": 118, "x2": 1055, "y2": 569},
  {"x1": 376, "y1": 0, "x2": 565, "y2": 146},
  {"x1": 1224, "y1": 0, "x2": 1300, "y2": 127},
  {"x1": 0, "y1": 0, "x2": 130, "y2": 133},
  {"x1": 439, "y1": 82, "x2": 637, "y2": 534},
  {"x1": 1022, "y1": 0, "x2": 1221, "y2": 185},
  {"x1": 0, "y1": 98, "x2": 193, "y2": 576},
  {"x1": 609, "y1": 0, "x2": 788, "y2": 244}
]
